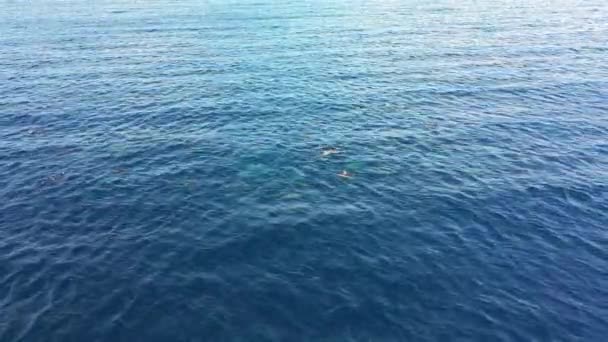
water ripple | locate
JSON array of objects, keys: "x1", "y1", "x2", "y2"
[{"x1": 2, "y1": 0, "x2": 608, "y2": 341}]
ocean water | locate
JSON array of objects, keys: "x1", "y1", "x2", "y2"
[{"x1": 1, "y1": 0, "x2": 608, "y2": 340}]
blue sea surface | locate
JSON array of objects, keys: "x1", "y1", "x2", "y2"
[{"x1": 1, "y1": 0, "x2": 608, "y2": 340}]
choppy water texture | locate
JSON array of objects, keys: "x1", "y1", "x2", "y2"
[{"x1": 2, "y1": 0, "x2": 608, "y2": 340}]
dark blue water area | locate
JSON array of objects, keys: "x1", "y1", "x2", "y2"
[{"x1": 2, "y1": 0, "x2": 608, "y2": 341}]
